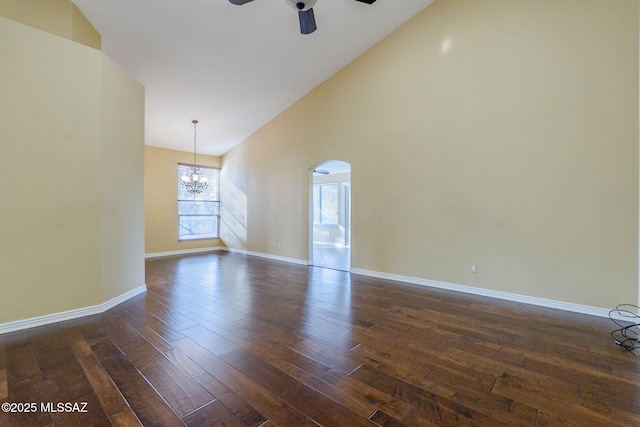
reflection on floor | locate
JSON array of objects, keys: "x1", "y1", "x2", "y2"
[{"x1": 313, "y1": 244, "x2": 350, "y2": 271}]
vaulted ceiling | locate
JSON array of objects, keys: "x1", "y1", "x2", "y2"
[{"x1": 72, "y1": 0, "x2": 435, "y2": 156}]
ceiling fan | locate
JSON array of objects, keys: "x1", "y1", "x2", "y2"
[{"x1": 229, "y1": 0, "x2": 377, "y2": 35}]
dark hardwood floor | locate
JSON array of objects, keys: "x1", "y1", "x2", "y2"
[{"x1": 1, "y1": 251, "x2": 639, "y2": 426}]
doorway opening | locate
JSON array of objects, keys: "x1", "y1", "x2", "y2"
[{"x1": 310, "y1": 160, "x2": 351, "y2": 271}]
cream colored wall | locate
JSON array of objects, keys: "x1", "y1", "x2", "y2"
[
  {"x1": 145, "y1": 146, "x2": 223, "y2": 255},
  {"x1": 0, "y1": 0, "x2": 100, "y2": 49},
  {"x1": 100, "y1": 57, "x2": 145, "y2": 301},
  {"x1": 0, "y1": 16, "x2": 143, "y2": 324},
  {"x1": 71, "y1": 2, "x2": 100, "y2": 49},
  {"x1": 222, "y1": 0, "x2": 639, "y2": 310}
]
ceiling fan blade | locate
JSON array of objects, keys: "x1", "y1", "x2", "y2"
[
  {"x1": 354, "y1": 0, "x2": 377, "y2": 4},
  {"x1": 298, "y1": 7, "x2": 317, "y2": 34},
  {"x1": 229, "y1": 0, "x2": 254, "y2": 5}
]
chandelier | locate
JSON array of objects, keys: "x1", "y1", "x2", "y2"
[{"x1": 181, "y1": 120, "x2": 209, "y2": 194}]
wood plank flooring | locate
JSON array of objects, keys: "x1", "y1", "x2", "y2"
[{"x1": 1, "y1": 251, "x2": 639, "y2": 426}]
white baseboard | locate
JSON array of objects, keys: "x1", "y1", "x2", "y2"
[
  {"x1": 102, "y1": 247, "x2": 629, "y2": 323},
  {"x1": 145, "y1": 246, "x2": 226, "y2": 259},
  {"x1": 219, "y1": 249, "x2": 617, "y2": 319},
  {"x1": 223, "y1": 247, "x2": 310, "y2": 266},
  {"x1": 0, "y1": 285, "x2": 147, "y2": 335},
  {"x1": 351, "y1": 268, "x2": 617, "y2": 319}
]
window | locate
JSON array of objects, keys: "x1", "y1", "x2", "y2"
[
  {"x1": 177, "y1": 164, "x2": 220, "y2": 241},
  {"x1": 313, "y1": 182, "x2": 339, "y2": 224}
]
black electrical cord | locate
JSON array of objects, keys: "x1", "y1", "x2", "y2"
[{"x1": 609, "y1": 304, "x2": 640, "y2": 351}]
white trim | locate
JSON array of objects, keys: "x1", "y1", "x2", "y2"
[
  {"x1": 0, "y1": 285, "x2": 147, "y2": 335},
  {"x1": 351, "y1": 268, "x2": 617, "y2": 319},
  {"x1": 312, "y1": 242, "x2": 348, "y2": 248},
  {"x1": 145, "y1": 246, "x2": 226, "y2": 259},
  {"x1": 220, "y1": 249, "x2": 617, "y2": 319},
  {"x1": 223, "y1": 247, "x2": 310, "y2": 266}
]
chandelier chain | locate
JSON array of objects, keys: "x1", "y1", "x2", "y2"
[{"x1": 192, "y1": 119, "x2": 198, "y2": 166}]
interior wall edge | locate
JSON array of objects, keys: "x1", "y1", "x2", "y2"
[
  {"x1": 223, "y1": 247, "x2": 310, "y2": 266},
  {"x1": 637, "y1": 0, "x2": 640, "y2": 310},
  {"x1": 145, "y1": 247, "x2": 227, "y2": 259},
  {"x1": 0, "y1": 284, "x2": 146, "y2": 335}
]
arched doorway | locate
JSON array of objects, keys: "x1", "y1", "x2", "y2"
[{"x1": 310, "y1": 160, "x2": 351, "y2": 271}]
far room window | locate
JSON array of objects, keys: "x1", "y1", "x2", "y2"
[
  {"x1": 313, "y1": 182, "x2": 339, "y2": 224},
  {"x1": 177, "y1": 164, "x2": 220, "y2": 241}
]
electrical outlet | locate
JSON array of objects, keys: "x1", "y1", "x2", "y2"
[{"x1": 470, "y1": 263, "x2": 477, "y2": 273}]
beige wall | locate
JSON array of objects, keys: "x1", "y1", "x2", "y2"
[
  {"x1": 0, "y1": 0, "x2": 100, "y2": 49},
  {"x1": 222, "y1": 0, "x2": 639, "y2": 309},
  {"x1": 100, "y1": 56, "x2": 146, "y2": 301},
  {"x1": 145, "y1": 146, "x2": 223, "y2": 255},
  {"x1": 0, "y1": 15, "x2": 143, "y2": 324}
]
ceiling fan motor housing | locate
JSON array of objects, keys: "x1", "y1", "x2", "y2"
[{"x1": 285, "y1": 0, "x2": 316, "y2": 12}]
